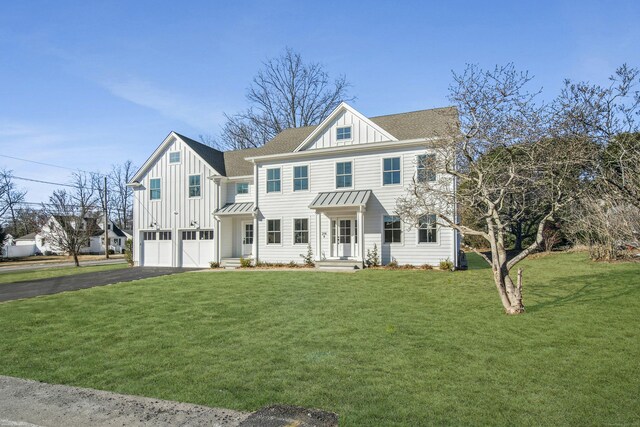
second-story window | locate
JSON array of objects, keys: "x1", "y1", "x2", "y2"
[
  {"x1": 383, "y1": 157, "x2": 401, "y2": 185},
  {"x1": 336, "y1": 161, "x2": 352, "y2": 188},
  {"x1": 293, "y1": 166, "x2": 308, "y2": 191},
  {"x1": 267, "y1": 168, "x2": 281, "y2": 193},
  {"x1": 189, "y1": 175, "x2": 201, "y2": 197},
  {"x1": 336, "y1": 126, "x2": 352, "y2": 141},
  {"x1": 169, "y1": 152, "x2": 181, "y2": 163},
  {"x1": 236, "y1": 182, "x2": 249, "y2": 194},
  {"x1": 417, "y1": 154, "x2": 436, "y2": 183},
  {"x1": 150, "y1": 178, "x2": 161, "y2": 200}
]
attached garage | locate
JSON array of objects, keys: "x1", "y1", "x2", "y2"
[
  {"x1": 141, "y1": 231, "x2": 173, "y2": 267},
  {"x1": 180, "y1": 230, "x2": 214, "y2": 268}
]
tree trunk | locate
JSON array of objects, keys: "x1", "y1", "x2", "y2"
[{"x1": 72, "y1": 252, "x2": 80, "y2": 267}]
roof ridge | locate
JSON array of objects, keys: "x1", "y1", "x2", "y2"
[
  {"x1": 369, "y1": 105, "x2": 457, "y2": 120},
  {"x1": 173, "y1": 132, "x2": 224, "y2": 154}
]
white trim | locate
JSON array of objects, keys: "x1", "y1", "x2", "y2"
[
  {"x1": 149, "y1": 177, "x2": 161, "y2": 201},
  {"x1": 292, "y1": 217, "x2": 310, "y2": 246},
  {"x1": 293, "y1": 102, "x2": 398, "y2": 152},
  {"x1": 188, "y1": 174, "x2": 202, "y2": 199},
  {"x1": 168, "y1": 151, "x2": 181, "y2": 164},
  {"x1": 334, "y1": 159, "x2": 354, "y2": 190},
  {"x1": 381, "y1": 214, "x2": 404, "y2": 246},
  {"x1": 265, "y1": 167, "x2": 282, "y2": 194},
  {"x1": 247, "y1": 137, "x2": 440, "y2": 163},
  {"x1": 335, "y1": 125, "x2": 353, "y2": 144},
  {"x1": 265, "y1": 218, "x2": 283, "y2": 246},
  {"x1": 292, "y1": 163, "x2": 310, "y2": 192},
  {"x1": 130, "y1": 132, "x2": 224, "y2": 183},
  {"x1": 380, "y1": 155, "x2": 403, "y2": 187}
]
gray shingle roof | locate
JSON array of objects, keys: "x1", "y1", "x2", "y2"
[
  {"x1": 309, "y1": 190, "x2": 372, "y2": 209},
  {"x1": 15, "y1": 232, "x2": 37, "y2": 241},
  {"x1": 175, "y1": 133, "x2": 226, "y2": 175},
  {"x1": 176, "y1": 106, "x2": 457, "y2": 177},
  {"x1": 215, "y1": 202, "x2": 255, "y2": 215}
]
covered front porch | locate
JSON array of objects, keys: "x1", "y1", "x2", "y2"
[
  {"x1": 309, "y1": 190, "x2": 371, "y2": 263},
  {"x1": 213, "y1": 202, "x2": 257, "y2": 264}
]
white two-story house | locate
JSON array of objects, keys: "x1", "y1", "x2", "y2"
[{"x1": 128, "y1": 103, "x2": 461, "y2": 269}]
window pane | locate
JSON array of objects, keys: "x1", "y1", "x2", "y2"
[{"x1": 169, "y1": 152, "x2": 180, "y2": 163}]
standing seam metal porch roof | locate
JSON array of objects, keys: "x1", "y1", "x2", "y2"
[
  {"x1": 309, "y1": 190, "x2": 372, "y2": 209},
  {"x1": 215, "y1": 202, "x2": 254, "y2": 215}
]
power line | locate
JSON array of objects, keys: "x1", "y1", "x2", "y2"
[
  {"x1": 13, "y1": 176, "x2": 78, "y2": 189},
  {"x1": 0, "y1": 154, "x2": 106, "y2": 176}
]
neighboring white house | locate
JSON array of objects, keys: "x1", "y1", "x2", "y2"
[
  {"x1": 37, "y1": 215, "x2": 128, "y2": 255},
  {"x1": 128, "y1": 103, "x2": 461, "y2": 269}
]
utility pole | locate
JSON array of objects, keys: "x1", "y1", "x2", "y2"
[{"x1": 104, "y1": 176, "x2": 109, "y2": 259}]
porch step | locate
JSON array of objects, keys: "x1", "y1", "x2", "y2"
[
  {"x1": 316, "y1": 260, "x2": 363, "y2": 271},
  {"x1": 221, "y1": 258, "x2": 243, "y2": 269}
]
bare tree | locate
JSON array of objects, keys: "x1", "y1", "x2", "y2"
[
  {"x1": 43, "y1": 173, "x2": 100, "y2": 266},
  {"x1": 216, "y1": 48, "x2": 354, "y2": 150},
  {"x1": 108, "y1": 161, "x2": 135, "y2": 229},
  {"x1": 6, "y1": 207, "x2": 48, "y2": 237},
  {"x1": 554, "y1": 65, "x2": 640, "y2": 258},
  {"x1": 0, "y1": 169, "x2": 27, "y2": 232},
  {"x1": 396, "y1": 64, "x2": 593, "y2": 314}
]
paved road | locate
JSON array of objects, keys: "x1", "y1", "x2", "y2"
[
  {"x1": 0, "y1": 375, "x2": 248, "y2": 427},
  {"x1": 0, "y1": 258, "x2": 126, "y2": 272},
  {"x1": 0, "y1": 267, "x2": 193, "y2": 302}
]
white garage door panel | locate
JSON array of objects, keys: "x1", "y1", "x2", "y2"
[
  {"x1": 180, "y1": 230, "x2": 214, "y2": 268},
  {"x1": 142, "y1": 232, "x2": 173, "y2": 267},
  {"x1": 182, "y1": 240, "x2": 200, "y2": 268}
]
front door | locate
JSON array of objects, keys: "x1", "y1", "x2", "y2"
[
  {"x1": 336, "y1": 218, "x2": 353, "y2": 258},
  {"x1": 242, "y1": 221, "x2": 253, "y2": 257}
]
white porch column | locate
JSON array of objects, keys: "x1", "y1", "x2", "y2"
[
  {"x1": 315, "y1": 211, "x2": 322, "y2": 261},
  {"x1": 252, "y1": 214, "x2": 258, "y2": 262},
  {"x1": 357, "y1": 208, "x2": 365, "y2": 261},
  {"x1": 215, "y1": 217, "x2": 221, "y2": 263}
]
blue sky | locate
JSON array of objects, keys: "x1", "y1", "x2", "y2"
[{"x1": 1, "y1": 0, "x2": 638, "y2": 203}]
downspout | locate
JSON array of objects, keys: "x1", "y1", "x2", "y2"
[{"x1": 252, "y1": 161, "x2": 259, "y2": 264}]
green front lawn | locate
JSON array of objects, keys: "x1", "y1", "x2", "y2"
[
  {"x1": 0, "y1": 253, "x2": 638, "y2": 426},
  {"x1": 0, "y1": 263, "x2": 128, "y2": 285}
]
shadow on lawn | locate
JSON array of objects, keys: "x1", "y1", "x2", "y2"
[{"x1": 525, "y1": 270, "x2": 640, "y2": 313}]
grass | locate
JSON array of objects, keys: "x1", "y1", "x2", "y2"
[
  {"x1": 0, "y1": 252, "x2": 638, "y2": 426},
  {"x1": 0, "y1": 263, "x2": 128, "y2": 284}
]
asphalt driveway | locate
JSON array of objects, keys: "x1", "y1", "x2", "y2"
[{"x1": 0, "y1": 267, "x2": 193, "y2": 302}]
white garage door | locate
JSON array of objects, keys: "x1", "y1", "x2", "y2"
[
  {"x1": 181, "y1": 230, "x2": 214, "y2": 268},
  {"x1": 142, "y1": 231, "x2": 173, "y2": 267}
]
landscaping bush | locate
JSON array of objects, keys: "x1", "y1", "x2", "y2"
[
  {"x1": 288, "y1": 260, "x2": 298, "y2": 268},
  {"x1": 209, "y1": 261, "x2": 220, "y2": 269},
  {"x1": 439, "y1": 258, "x2": 454, "y2": 271},
  {"x1": 239, "y1": 257, "x2": 252, "y2": 268},
  {"x1": 300, "y1": 244, "x2": 315, "y2": 267},
  {"x1": 365, "y1": 244, "x2": 380, "y2": 267},
  {"x1": 124, "y1": 239, "x2": 134, "y2": 266},
  {"x1": 385, "y1": 258, "x2": 399, "y2": 269}
]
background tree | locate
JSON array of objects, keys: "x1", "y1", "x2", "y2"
[
  {"x1": 0, "y1": 169, "x2": 27, "y2": 234},
  {"x1": 214, "y1": 48, "x2": 354, "y2": 150},
  {"x1": 555, "y1": 65, "x2": 640, "y2": 259},
  {"x1": 6, "y1": 207, "x2": 48, "y2": 237},
  {"x1": 43, "y1": 173, "x2": 100, "y2": 266},
  {"x1": 396, "y1": 64, "x2": 593, "y2": 314},
  {"x1": 108, "y1": 161, "x2": 135, "y2": 229}
]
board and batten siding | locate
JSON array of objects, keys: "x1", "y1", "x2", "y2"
[
  {"x1": 255, "y1": 145, "x2": 455, "y2": 266},
  {"x1": 304, "y1": 109, "x2": 392, "y2": 150},
  {"x1": 132, "y1": 137, "x2": 217, "y2": 266}
]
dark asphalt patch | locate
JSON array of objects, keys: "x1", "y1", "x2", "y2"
[{"x1": 0, "y1": 267, "x2": 196, "y2": 302}]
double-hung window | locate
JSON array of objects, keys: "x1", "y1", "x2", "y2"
[
  {"x1": 267, "y1": 219, "x2": 281, "y2": 244},
  {"x1": 383, "y1": 157, "x2": 401, "y2": 185},
  {"x1": 150, "y1": 178, "x2": 161, "y2": 200},
  {"x1": 417, "y1": 154, "x2": 436, "y2": 182},
  {"x1": 418, "y1": 214, "x2": 437, "y2": 243},
  {"x1": 336, "y1": 161, "x2": 352, "y2": 188},
  {"x1": 383, "y1": 215, "x2": 402, "y2": 244},
  {"x1": 293, "y1": 218, "x2": 309, "y2": 244},
  {"x1": 189, "y1": 175, "x2": 201, "y2": 197},
  {"x1": 267, "y1": 168, "x2": 281, "y2": 193},
  {"x1": 236, "y1": 182, "x2": 249, "y2": 194},
  {"x1": 293, "y1": 166, "x2": 309, "y2": 191}
]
